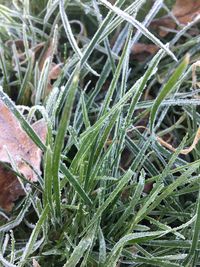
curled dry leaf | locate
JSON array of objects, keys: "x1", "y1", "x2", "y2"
[
  {"x1": 7, "y1": 38, "x2": 62, "y2": 101},
  {"x1": 33, "y1": 259, "x2": 41, "y2": 267},
  {"x1": 6, "y1": 39, "x2": 27, "y2": 53},
  {"x1": 136, "y1": 125, "x2": 200, "y2": 155},
  {"x1": 43, "y1": 62, "x2": 63, "y2": 99},
  {"x1": 192, "y1": 60, "x2": 200, "y2": 89},
  {"x1": 151, "y1": 0, "x2": 200, "y2": 37},
  {"x1": 173, "y1": 0, "x2": 200, "y2": 23},
  {"x1": 157, "y1": 127, "x2": 200, "y2": 155},
  {"x1": 7, "y1": 40, "x2": 45, "y2": 65},
  {"x1": 38, "y1": 39, "x2": 56, "y2": 71},
  {"x1": 131, "y1": 43, "x2": 159, "y2": 61},
  {"x1": 143, "y1": 182, "x2": 153, "y2": 194},
  {"x1": 32, "y1": 42, "x2": 46, "y2": 58},
  {"x1": 36, "y1": 39, "x2": 62, "y2": 100},
  {"x1": 49, "y1": 62, "x2": 63, "y2": 80},
  {"x1": 0, "y1": 164, "x2": 25, "y2": 212},
  {"x1": 0, "y1": 99, "x2": 47, "y2": 211},
  {"x1": 6, "y1": 39, "x2": 28, "y2": 66}
]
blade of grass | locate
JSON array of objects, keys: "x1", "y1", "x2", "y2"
[
  {"x1": 59, "y1": 0, "x2": 98, "y2": 76},
  {"x1": 99, "y1": 0, "x2": 177, "y2": 61},
  {"x1": 150, "y1": 54, "x2": 190, "y2": 132},
  {"x1": 19, "y1": 205, "x2": 49, "y2": 267},
  {"x1": 52, "y1": 66, "x2": 80, "y2": 219}
]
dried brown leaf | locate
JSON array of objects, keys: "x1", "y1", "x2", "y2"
[
  {"x1": 33, "y1": 259, "x2": 41, "y2": 267},
  {"x1": 37, "y1": 40, "x2": 62, "y2": 99},
  {"x1": 32, "y1": 42, "x2": 45, "y2": 54},
  {"x1": 192, "y1": 60, "x2": 200, "y2": 89},
  {"x1": 39, "y1": 39, "x2": 56, "y2": 71},
  {"x1": 0, "y1": 100, "x2": 47, "y2": 181},
  {"x1": 173, "y1": 0, "x2": 200, "y2": 22},
  {"x1": 6, "y1": 39, "x2": 26, "y2": 53},
  {"x1": 0, "y1": 164, "x2": 25, "y2": 211},
  {"x1": 157, "y1": 127, "x2": 200, "y2": 155},
  {"x1": 151, "y1": 0, "x2": 200, "y2": 37},
  {"x1": 132, "y1": 43, "x2": 159, "y2": 61},
  {"x1": 0, "y1": 99, "x2": 47, "y2": 211},
  {"x1": 7, "y1": 38, "x2": 61, "y2": 100},
  {"x1": 49, "y1": 63, "x2": 62, "y2": 80},
  {"x1": 143, "y1": 182, "x2": 153, "y2": 194},
  {"x1": 38, "y1": 63, "x2": 62, "y2": 100},
  {"x1": 136, "y1": 125, "x2": 200, "y2": 155}
]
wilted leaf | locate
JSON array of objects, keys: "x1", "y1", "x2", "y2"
[
  {"x1": 132, "y1": 43, "x2": 159, "y2": 61},
  {"x1": 192, "y1": 60, "x2": 200, "y2": 89},
  {"x1": 33, "y1": 259, "x2": 41, "y2": 267},
  {"x1": 49, "y1": 63, "x2": 62, "y2": 80},
  {"x1": 151, "y1": 0, "x2": 200, "y2": 37},
  {"x1": 143, "y1": 182, "x2": 153, "y2": 193},
  {"x1": 157, "y1": 127, "x2": 200, "y2": 155},
  {"x1": 0, "y1": 164, "x2": 25, "y2": 211},
  {"x1": 38, "y1": 39, "x2": 56, "y2": 71},
  {"x1": 32, "y1": 42, "x2": 45, "y2": 57},
  {"x1": 0, "y1": 99, "x2": 47, "y2": 211},
  {"x1": 136, "y1": 125, "x2": 200, "y2": 155},
  {"x1": 7, "y1": 38, "x2": 62, "y2": 101},
  {"x1": 173, "y1": 0, "x2": 200, "y2": 23},
  {"x1": 37, "y1": 40, "x2": 62, "y2": 99},
  {"x1": 6, "y1": 39, "x2": 26, "y2": 53}
]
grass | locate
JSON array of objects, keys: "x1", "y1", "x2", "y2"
[{"x1": 0, "y1": 0, "x2": 200, "y2": 266}]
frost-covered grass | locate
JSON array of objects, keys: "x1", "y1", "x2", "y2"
[{"x1": 0, "y1": 0, "x2": 200, "y2": 266}]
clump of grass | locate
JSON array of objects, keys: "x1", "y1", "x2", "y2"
[{"x1": 1, "y1": 0, "x2": 200, "y2": 266}]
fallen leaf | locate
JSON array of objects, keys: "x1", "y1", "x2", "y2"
[
  {"x1": 32, "y1": 42, "x2": 45, "y2": 57},
  {"x1": 136, "y1": 125, "x2": 200, "y2": 155},
  {"x1": 132, "y1": 43, "x2": 159, "y2": 61},
  {"x1": 151, "y1": 0, "x2": 200, "y2": 37},
  {"x1": 0, "y1": 164, "x2": 25, "y2": 211},
  {"x1": 157, "y1": 127, "x2": 200, "y2": 155},
  {"x1": 0, "y1": 98, "x2": 47, "y2": 211},
  {"x1": 173, "y1": 0, "x2": 200, "y2": 22},
  {"x1": 37, "y1": 40, "x2": 62, "y2": 100},
  {"x1": 143, "y1": 182, "x2": 153, "y2": 194},
  {"x1": 7, "y1": 40, "x2": 45, "y2": 64},
  {"x1": 151, "y1": 18, "x2": 176, "y2": 37},
  {"x1": 49, "y1": 62, "x2": 63, "y2": 80},
  {"x1": 0, "y1": 101, "x2": 47, "y2": 181},
  {"x1": 38, "y1": 39, "x2": 56, "y2": 71},
  {"x1": 38, "y1": 62, "x2": 63, "y2": 100},
  {"x1": 33, "y1": 259, "x2": 41, "y2": 267},
  {"x1": 192, "y1": 60, "x2": 200, "y2": 89},
  {"x1": 7, "y1": 39, "x2": 62, "y2": 101},
  {"x1": 6, "y1": 39, "x2": 27, "y2": 54}
]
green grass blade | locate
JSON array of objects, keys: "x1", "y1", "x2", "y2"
[
  {"x1": 126, "y1": 49, "x2": 165, "y2": 126},
  {"x1": 63, "y1": 226, "x2": 97, "y2": 267},
  {"x1": 60, "y1": 163, "x2": 92, "y2": 206},
  {"x1": 52, "y1": 66, "x2": 79, "y2": 219},
  {"x1": 80, "y1": 0, "x2": 126, "y2": 67},
  {"x1": 100, "y1": 28, "x2": 132, "y2": 116},
  {"x1": 109, "y1": 170, "x2": 145, "y2": 236},
  {"x1": 150, "y1": 55, "x2": 190, "y2": 131},
  {"x1": 44, "y1": 145, "x2": 53, "y2": 211},
  {"x1": 19, "y1": 205, "x2": 49, "y2": 267},
  {"x1": 99, "y1": 0, "x2": 177, "y2": 61},
  {"x1": 85, "y1": 169, "x2": 133, "y2": 232},
  {"x1": 106, "y1": 230, "x2": 169, "y2": 267},
  {"x1": 0, "y1": 196, "x2": 31, "y2": 232},
  {"x1": 183, "y1": 190, "x2": 200, "y2": 265},
  {"x1": 59, "y1": 0, "x2": 98, "y2": 76}
]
